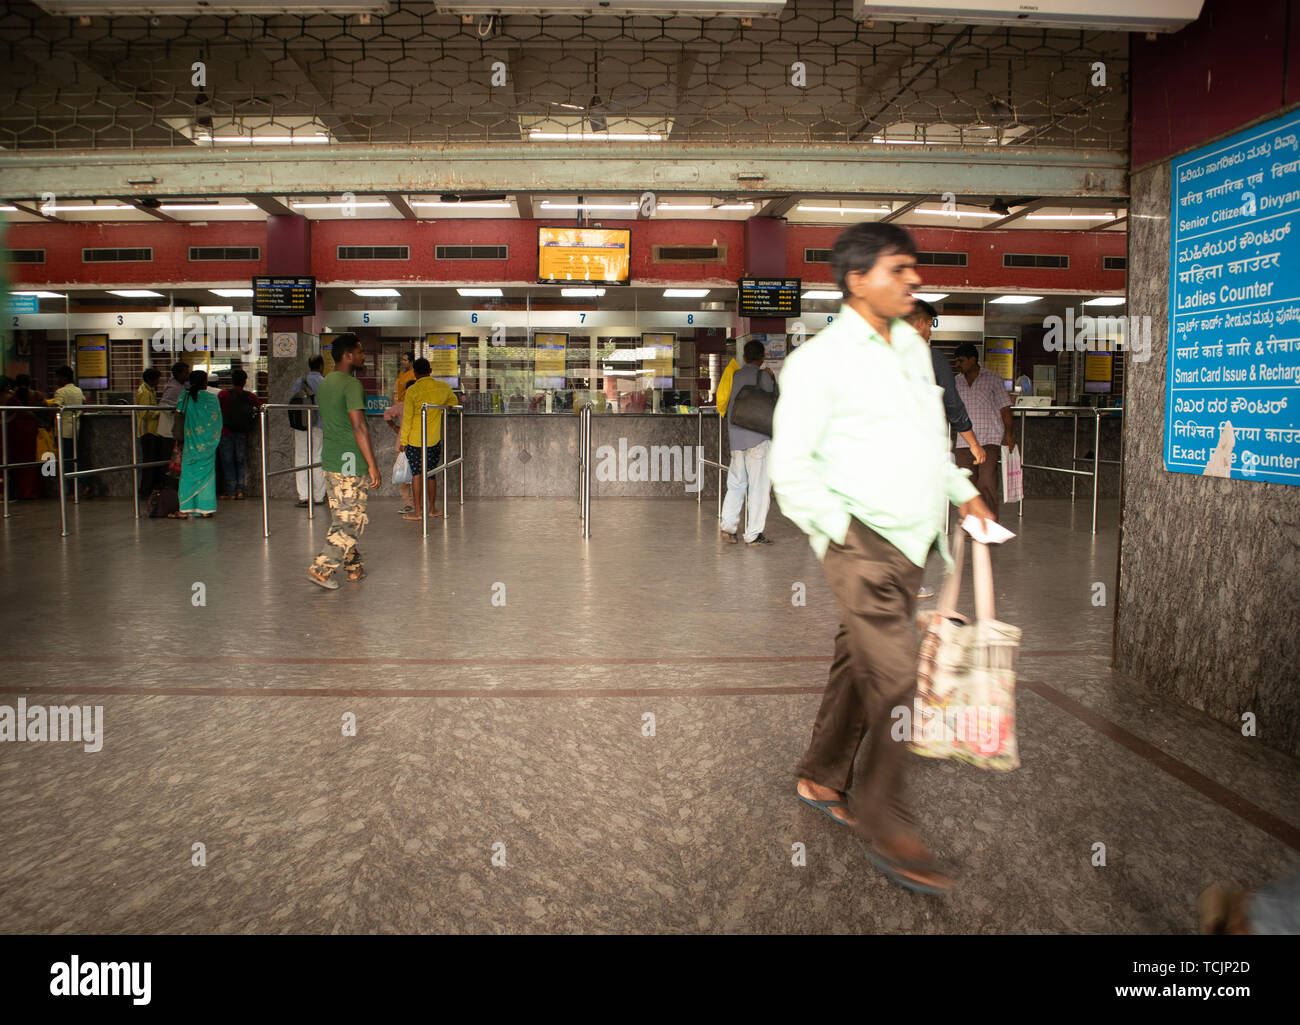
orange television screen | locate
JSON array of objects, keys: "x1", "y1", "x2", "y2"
[{"x1": 538, "y1": 227, "x2": 631, "y2": 285}]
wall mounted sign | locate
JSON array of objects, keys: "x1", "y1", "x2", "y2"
[{"x1": 1167, "y1": 108, "x2": 1300, "y2": 484}]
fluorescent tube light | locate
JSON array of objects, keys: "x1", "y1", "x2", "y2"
[
  {"x1": 988, "y1": 295, "x2": 1042, "y2": 305},
  {"x1": 209, "y1": 289, "x2": 254, "y2": 297},
  {"x1": 11, "y1": 290, "x2": 65, "y2": 298},
  {"x1": 562, "y1": 288, "x2": 606, "y2": 297},
  {"x1": 457, "y1": 288, "x2": 503, "y2": 297},
  {"x1": 108, "y1": 290, "x2": 164, "y2": 298},
  {"x1": 801, "y1": 290, "x2": 842, "y2": 300},
  {"x1": 912, "y1": 292, "x2": 949, "y2": 302},
  {"x1": 663, "y1": 289, "x2": 709, "y2": 298},
  {"x1": 1082, "y1": 297, "x2": 1126, "y2": 306},
  {"x1": 352, "y1": 288, "x2": 401, "y2": 297}
]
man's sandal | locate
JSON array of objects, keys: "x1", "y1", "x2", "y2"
[
  {"x1": 865, "y1": 845, "x2": 956, "y2": 897},
  {"x1": 346, "y1": 565, "x2": 366, "y2": 582},
  {"x1": 307, "y1": 567, "x2": 339, "y2": 590},
  {"x1": 796, "y1": 789, "x2": 852, "y2": 828}
]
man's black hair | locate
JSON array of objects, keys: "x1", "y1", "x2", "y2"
[
  {"x1": 953, "y1": 342, "x2": 980, "y2": 361},
  {"x1": 413, "y1": 357, "x2": 431, "y2": 376},
  {"x1": 55, "y1": 365, "x2": 74, "y2": 384},
  {"x1": 909, "y1": 298, "x2": 937, "y2": 321},
  {"x1": 171, "y1": 361, "x2": 189, "y2": 380},
  {"x1": 142, "y1": 367, "x2": 161, "y2": 384},
  {"x1": 331, "y1": 332, "x2": 361, "y2": 365},
  {"x1": 742, "y1": 339, "x2": 765, "y2": 363},
  {"x1": 829, "y1": 222, "x2": 918, "y2": 295},
  {"x1": 308, "y1": 355, "x2": 324, "y2": 371},
  {"x1": 231, "y1": 367, "x2": 248, "y2": 387}
]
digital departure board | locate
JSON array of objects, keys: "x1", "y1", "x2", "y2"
[
  {"x1": 252, "y1": 276, "x2": 316, "y2": 317},
  {"x1": 737, "y1": 278, "x2": 801, "y2": 318}
]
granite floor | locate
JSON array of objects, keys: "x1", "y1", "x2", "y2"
[{"x1": 0, "y1": 494, "x2": 1295, "y2": 934}]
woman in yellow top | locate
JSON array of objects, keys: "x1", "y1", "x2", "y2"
[
  {"x1": 399, "y1": 357, "x2": 458, "y2": 521},
  {"x1": 389, "y1": 352, "x2": 416, "y2": 512}
]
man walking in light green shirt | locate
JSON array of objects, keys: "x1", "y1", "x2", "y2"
[{"x1": 771, "y1": 222, "x2": 994, "y2": 896}]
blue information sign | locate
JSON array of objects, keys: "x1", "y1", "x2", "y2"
[
  {"x1": 365, "y1": 394, "x2": 388, "y2": 415},
  {"x1": 1168, "y1": 109, "x2": 1300, "y2": 484}
]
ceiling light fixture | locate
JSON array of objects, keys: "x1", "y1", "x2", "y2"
[
  {"x1": 352, "y1": 288, "x2": 401, "y2": 297},
  {"x1": 801, "y1": 290, "x2": 842, "y2": 300},
  {"x1": 1082, "y1": 297, "x2": 1126, "y2": 306},
  {"x1": 911, "y1": 292, "x2": 949, "y2": 302},
  {"x1": 663, "y1": 289, "x2": 709, "y2": 298},
  {"x1": 561, "y1": 288, "x2": 606, "y2": 297},
  {"x1": 108, "y1": 290, "x2": 164, "y2": 298},
  {"x1": 988, "y1": 295, "x2": 1042, "y2": 305},
  {"x1": 11, "y1": 290, "x2": 65, "y2": 299},
  {"x1": 209, "y1": 288, "x2": 254, "y2": 298},
  {"x1": 457, "y1": 288, "x2": 503, "y2": 297}
]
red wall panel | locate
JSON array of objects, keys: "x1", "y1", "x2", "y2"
[
  {"x1": 789, "y1": 224, "x2": 1127, "y2": 294},
  {"x1": 8, "y1": 221, "x2": 265, "y2": 286},
  {"x1": 10, "y1": 218, "x2": 1124, "y2": 293},
  {"x1": 1132, "y1": 0, "x2": 1295, "y2": 168}
]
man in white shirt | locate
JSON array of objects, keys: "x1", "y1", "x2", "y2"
[
  {"x1": 289, "y1": 356, "x2": 326, "y2": 506},
  {"x1": 953, "y1": 343, "x2": 1016, "y2": 520}
]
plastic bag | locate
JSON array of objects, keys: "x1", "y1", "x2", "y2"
[
  {"x1": 1001, "y1": 445, "x2": 1023, "y2": 504},
  {"x1": 393, "y1": 451, "x2": 412, "y2": 485}
]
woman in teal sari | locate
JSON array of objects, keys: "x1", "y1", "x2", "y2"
[{"x1": 171, "y1": 370, "x2": 223, "y2": 518}]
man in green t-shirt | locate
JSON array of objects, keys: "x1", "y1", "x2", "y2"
[{"x1": 308, "y1": 334, "x2": 382, "y2": 590}]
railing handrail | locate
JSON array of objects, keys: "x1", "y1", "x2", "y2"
[{"x1": 417, "y1": 403, "x2": 465, "y2": 539}]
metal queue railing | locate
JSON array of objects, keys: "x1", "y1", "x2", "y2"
[
  {"x1": 10, "y1": 405, "x2": 175, "y2": 536},
  {"x1": 1, "y1": 404, "x2": 56, "y2": 521},
  {"x1": 258, "y1": 403, "x2": 321, "y2": 538},
  {"x1": 417, "y1": 403, "x2": 465, "y2": 539},
  {"x1": 695, "y1": 406, "x2": 728, "y2": 519},
  {"x1": 577, "y1": 402, "x2": 592, "y2": 537},
  {"x1": 1011, "y1": 405, "x2": 1119, "y2": 536}
]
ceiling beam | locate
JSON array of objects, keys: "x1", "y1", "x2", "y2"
[
  {"x1": 386, "y1": 193, "x2": 415, "y2": 219},
  {"x1": 984, "y1": 198, "x2": 1052, "y2": 229},
  {"x1": 878, "y1": 196, "x2": 931, "y2": 223},
  {"x1": 1088, "y1": 214, "x2": 1128, "y2": 232},
  {"x1": 0, "y1": 145, "x2": 1129, "y2": 202},
  {"x1": 245, "y1": 195, "x2": 293, "y2": 216},
  {"x1": 117, "y1": 197, "x2": 178, "y2": 223},
  {"x1": 758, "y1": 195, "x2": 800, "y2": 217},
  {"x1": 514, "y1": 193, "x2": 533, "y2": 219},
  {"x1": 7, "y1": 201, "x2": 60, "y2": 223}
]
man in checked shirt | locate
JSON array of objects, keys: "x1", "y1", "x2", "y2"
[{"x1": 952, "y1": 342, "x2": 1016, "y2": 520}]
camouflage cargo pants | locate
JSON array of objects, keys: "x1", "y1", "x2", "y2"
[{"x1": 310, "y1": 471, "x2": 369, "y2": 580}]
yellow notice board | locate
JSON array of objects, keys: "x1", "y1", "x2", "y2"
[
  {"x1": 75, "y1": 333, "x2": 109, "y2": 389},
  {"x1": 642, "y1": 332, "x2": 674, "y2": 387},
  {"x1": 425, "y1": 333, "x2": 460, "y2": 378},
  {"x1": 534, "y1": 332, "x2": 567, "y2": 384},
  {"x1": 320, "y1": 333, "x2": 340, "y2": 375},
  {"x1": 538, "y1": 227, "x2": 631, "y2": 284},
  {"x1": 983, "y1": 337, "x2": 1015, "y2": 383}
]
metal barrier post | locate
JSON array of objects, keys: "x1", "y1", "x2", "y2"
[
  {"x1": 130, "y1": 409, "x2": 140, "y2": 521},
  {"x1": 458, "y1": 405, "x2": 464, "y2": 508},
  {"x1": 1, "y1": 412, "x2": 7, "y2": 521},
  {"x1": 259, "y1": 405, "x2": 270, "y2": 539},
  {"x1": 305, "y1": 406, "x2": 314, "y2": 522},
  {"x1": 72, "y1": 410, "x2": 80, "y2": 506},
  {"x1": 57, "y1": 408, "x2": 67, "y2": 537},
  {"x1": 1092, "y1": 409, "x2": 1101, "y2": 536},
  {"x1": 440, "y1": 406, "x2": 449, "y2": 527},
  {"x1": 1071, "y1": 412, "x2": 1079, "y2": 503},
  {"x1": 421, "y1": 402, "x2": 429, "y2": 540}
]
